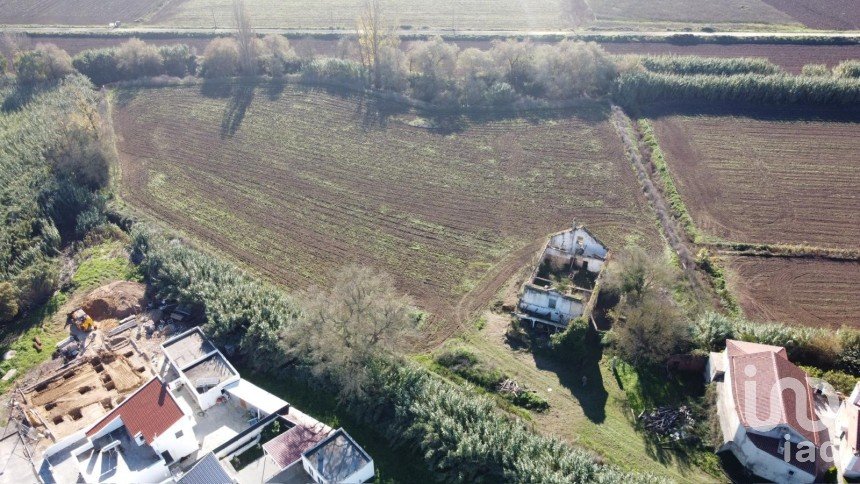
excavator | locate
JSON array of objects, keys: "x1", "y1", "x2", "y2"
[{"x1": 67, "y1": 308, "x2": 96, "y2": 332}]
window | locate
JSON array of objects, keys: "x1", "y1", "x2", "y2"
[
  {"x1": 548, "y1": 298, "x2": 557, "y2": 309},
  {"x1": 175, "y1": 430, "x2": 184, "y2": 439}
]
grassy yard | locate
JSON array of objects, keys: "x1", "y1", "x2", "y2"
[{"x1": 446, "y1": 311, "x2": 724, "y2": 482}]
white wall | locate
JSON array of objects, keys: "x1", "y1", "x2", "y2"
[
  {"x1": 520, "y1": 286, "x2": 583, "y2": 324},
  {"x1": 150, "y1": 415, "x2": 198, "y2": 463},
  {"x1": 548, "y1": 228, "x2": 607, "y2": 259}
]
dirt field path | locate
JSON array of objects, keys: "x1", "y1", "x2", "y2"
[{"x1": 609, "y1": 106, "x2": 709, "y2": 300}]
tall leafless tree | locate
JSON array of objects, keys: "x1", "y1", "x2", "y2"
[
  {"x1": 232, "y1": 0, "x2": 256, "y2": 75},
  {"x1": 357, "y1": 0, "x2": 385, "y2": 89}
]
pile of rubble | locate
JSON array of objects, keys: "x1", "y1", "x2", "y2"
[{"x1": 638, "y1": 405, "x2": 696, "y2": 441}]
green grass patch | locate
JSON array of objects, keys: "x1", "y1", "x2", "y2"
[
  {"x1": 0, "y1": 293, "x2": 67, "y2": 396},
  {"x1": 238, "y1": 368, "x2": 436, "y2": 484},
  {"x1": 72, "y1": 241, "x2": 140, "y2": 290}
]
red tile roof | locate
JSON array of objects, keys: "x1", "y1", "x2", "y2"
[
  {"x1": 263, "y1": 423, "x2": 329, "y2": 469},
  {"x1": 86, "y1": 377, "x2": 185, "y2": 445},
  {"x1": 726, "y1": 340, "x2": 822, "y2": 447}
]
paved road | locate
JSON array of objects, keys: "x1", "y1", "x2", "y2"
[{"x1": 4, "y1": 25, "x2": 860, "y2": 40}]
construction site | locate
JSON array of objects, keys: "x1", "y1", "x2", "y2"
[{"x1": 1, "y1": 281, "x2": 197, "y2": 480}]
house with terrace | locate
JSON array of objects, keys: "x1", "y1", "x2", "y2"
[
  {"x1": 38, "y1": 326, "x2": 375, "y2": 484},
  {"x1": 706, "y1": 340, "x2": 826, "y2": 483},
  {"x1": 516, "y1": 223, "x2": 608, "y2": 331}
]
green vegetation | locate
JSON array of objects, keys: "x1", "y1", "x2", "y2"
[
  {"x1": 130, "y1": 225, "x2": 661, "y2": 483},
  {"x1": 639, "y1": 55, "x2": 782, "y2": 76},
  {"x1": 70, "y1": 239, "x2": 138, "y2": 290},
  {"x1": 0, "y1": 75, "x2": 110, "y2": 324},
  {"x1": 614, "y1": 70, "x2": 860, "y2": 106},
  {"x1": 636, "y1": 120, "x2": 699, "y2": 242},
  {"x1": 0, "y1": 293, "x2": 66, "y2": 395},
  {"x1": 434, "y1": 345, "x2": 549, "y2": 411}
]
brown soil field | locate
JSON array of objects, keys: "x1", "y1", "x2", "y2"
[
  {"x1": 112, "y1": 83, "x2": 660, "y2": 344},
  {"x1": 601, "y1": 42, "x2": 860, "y2": 73},
  {"x1": 0, "y1": 0, "x2": 158, "y2": 25},
  {"x1": 762, "y1": 0, "x2": 860, "y2": 30},
  {"x1": 648, "y1": 107, "x2": 860, "y2": 249},
  {"x1": 724, "y1": 256, "x2": 860, "y2": 328}
]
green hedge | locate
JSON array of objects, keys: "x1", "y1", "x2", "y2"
[{"x1": 639, "y1": 55, "x2": 782, "y2": 76}]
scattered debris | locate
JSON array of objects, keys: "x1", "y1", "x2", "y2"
[
  {"x1": 638, "y1": 405, "x2": 695, "y2": 441},
  {"x1": 2, "y1": 368, "x2": 18, "y2": 382}
]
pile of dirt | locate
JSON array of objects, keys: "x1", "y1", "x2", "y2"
[{"x1": 81, "y1": 281, "x2": 146, "y2": 321}]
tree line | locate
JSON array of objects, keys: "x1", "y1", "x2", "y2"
[
  {"x1": 0, "y1": 75, "x2": 112, "y2": 322},
  {"x1": 4, "y1": 33, "x2": 859, "y2": 109}
]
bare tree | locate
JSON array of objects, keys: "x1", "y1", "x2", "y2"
[
  {"x1": 232, "y1": 0, "x2": 257, "y2": 75},
  {"x1": 294, "y1": 265, "x2": 419, "y2": 399},
  {"x1": 0, "y1": 32, "x2": 31, "y2": 70},
  {"x1": 357, "y1": 0, "x2": 386, "y2": 89}
]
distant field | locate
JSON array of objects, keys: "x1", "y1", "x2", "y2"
[
  {"x1": 0, "y1": 0, "x2": 819, "y2": 29},
  {"x1": 0, "y1": 0, "x2": 157, "y2": 25},
  {"x1": 588, "y1": 0, "x2": 798, "y2": 27},
  {"x1": 151, "y1": 0, "x2": 582, "y2": 30},
  {"x1": 761, "y1": 0, "x2": 860, "y2": 30},
  {"x1": 113, "y1": 84, "x2": 659, "y2": 344},
  {"x1": 649, "y1": 108, "x2": 860, "y2": 249},
  {"x1": 601, "y1": 43, "x2": 860, "y2": 74},
  {"x1": 724, "y1": 256, "x2": 860, "y2": 328}
]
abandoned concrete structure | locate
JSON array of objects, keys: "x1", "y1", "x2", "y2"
[{"x1": 516, "y1": 224, "x2": 608, "y2": 331}]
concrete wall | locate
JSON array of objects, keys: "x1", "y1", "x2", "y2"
[
  {"x1": 548, "y1": 228, "x2": 607, "y2": 259},
  {"x1": 303, "y1": 457, "x2": 375, "y2": 484},
  {"x1": 520, "y1": 286, "x2": 583, "y2": 324}
]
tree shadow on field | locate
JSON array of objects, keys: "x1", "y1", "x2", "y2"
[
  {"x1": 531, "y1": 329, "x2": 608, "y2": 424},
  {"x1": 220, "y1": 80, "x2": 257, "y2": 138}
]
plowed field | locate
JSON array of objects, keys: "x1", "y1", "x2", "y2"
[
  {"x1": 762, "y1": 0, "x2": 860, "y2": 30},
  {"x1": 113, "y1": 84, "x2": 659, "y2": 343},
  {"x1": 649, "y1": 108, "x2": 860, "y2": 249},
  {"x1": 601, "y1": 43, "x2": 860, "y2": 74},
  {"x1": 724, "y1": 256, "x2": 860, "y2": 328},
  {"x1": 0, "y1": 0, "x2": 157, "y2": 25}
]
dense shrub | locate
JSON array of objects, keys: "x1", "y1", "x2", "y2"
[
  {"x1": 116, "y1": 39, "x2": 162, "y2": 79},
  {"x1": 691, "y1": 312, "x2": 733, "y2": 352},
  {"x1": 13, "y1": 44, "x2": 74, "y2": 84},
  {"x1": 0, "y1": 76, "x2": 109, "y2": 316},
  {"x1": 300, "y1": 58, "x2": 365, "y2": 87},
  {"x1": 0, "y1": 281, "x2": 18, "y2": 322},
  {"x1": 801, "y1": 63, "x2": 830, "y2": 77},
  {"x1": 550, "y1": 316, "x2": 590, "y2": 359},
  {"x1": 72, "y1": 49, "x2": 122, "y2": 85},
  {"x1": 533, "y1": 40, "x2": 617, "y2": 99},
  {"x1": 613, "y1": 71, "x2": 860, "y2": 106},
  {"x1": 201, "y1": 38, "x2": 240, "y2": 78},
  {"x1": 258, "y1": 35, "x2": 299, "y2": 76},
  {"x1": 833, "y1": 60, "x2": 860, "y2": 79},
  {"x1": 640, "y1": 55, "x2": 782, "y2": 76},
  {"x1": 158, "y1": 44, "x2": 197, "y2": 77}
]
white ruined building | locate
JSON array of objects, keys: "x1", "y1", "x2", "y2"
[{"x1": 516, "y1": 223, "x2": 608, "y2": 331}]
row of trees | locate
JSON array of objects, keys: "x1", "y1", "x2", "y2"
[
  {"x1": 612, "y1": 70, "x2": 860, "y2": 106},
  {"x1": 801, "y1": 59, "x2": 860, "y2": 78},
  {"x1": 0, "y1": 75, "x2": 111, "y2": 322},
  {"x1": 73, "y1": 40, "x2": 196, "y2": 85},
  {"x1": 638, "y1": 55, "x2": 782, "y2": 76},
  {"x1": 130, "y1": 226, "x2": 658, "y2": 482}
]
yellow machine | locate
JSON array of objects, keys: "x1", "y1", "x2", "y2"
[{"x1": 68, "y1": 308, "x2": 95, "y2": 332}]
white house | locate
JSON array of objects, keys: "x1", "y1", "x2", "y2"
[
  {"x1": 301, "y1": 429, "x2": 375, "y2": 484},
  {"x1": 836, "y1": 382, "x2": 860, "y2": 479},
  {"x1": 707, "y1": 340, "x2": 824, "y2": 483},
  {"x1": 43, "y1": 376, "x2": 198, "y2": 483},
  {"x1": 161, "y1": 327, "x2": 241, "y2": 410},
  {"x1": 516, "y1": 223, "x2": 608, "y2": 331}
]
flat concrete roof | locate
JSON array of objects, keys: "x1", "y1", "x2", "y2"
[{"x1": 163, "y1": 329, "x2": 216, "y2": 370}]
